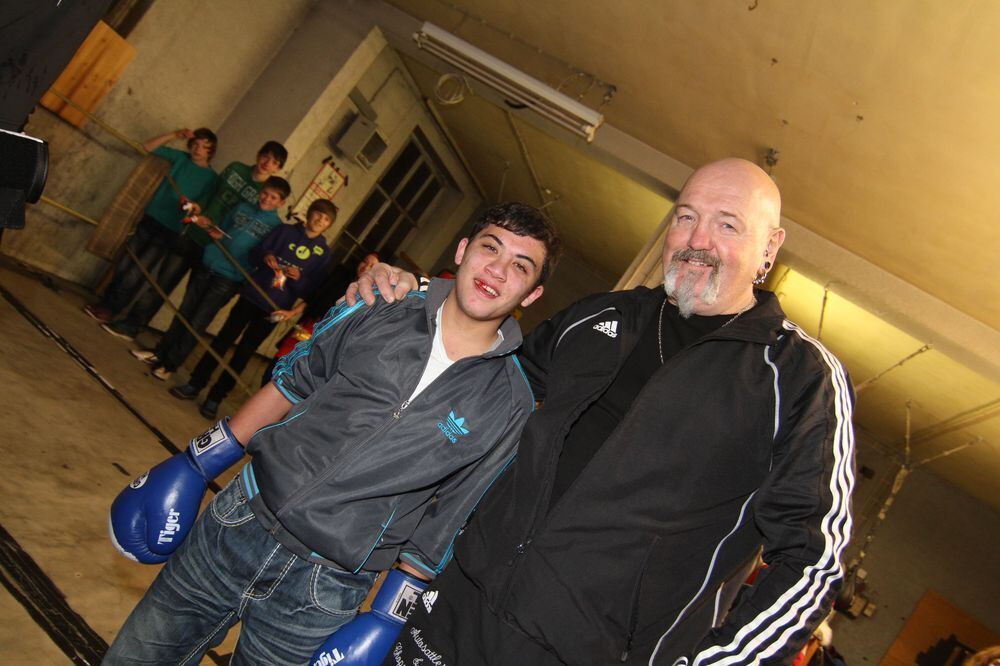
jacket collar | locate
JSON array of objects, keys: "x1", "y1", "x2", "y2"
[
  {"x1": 419, "y1": 278, "x2": 525, "y2": 357},
  {"x1": 628, "y1": 286, "x2": 787, "y2": 346}
]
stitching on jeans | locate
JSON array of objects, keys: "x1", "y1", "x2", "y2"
[
  {"x1": 245, "y1": 550, "x2": 295, "y2": 603},
  {"x1": 240, "y1": 543, "x2": 282, "y2": 613},
  {"x1": 181, "y1": 609, "x2": 235, "y2": 664},
  {"x1": 211, "y1": 485, "x2": 254, "y2": 526},
  {"x1": 309, "y1": 565, "x2": 368, "y2": 617}
]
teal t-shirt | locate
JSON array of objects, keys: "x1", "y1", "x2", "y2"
[
  {"x1": 202, "y1": 201, "x2": 283, "y2": 282},
  {"x1": 144, "y1": 146, "x2": 218, "y2": 234}
]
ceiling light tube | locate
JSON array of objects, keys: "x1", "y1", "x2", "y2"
[{"x1": 414, "y1": 22, "x2": 604, "y2": 142}]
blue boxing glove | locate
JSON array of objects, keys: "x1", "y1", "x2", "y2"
[
  {"x1": 109, "y1": 419, "x2": 244, "y2": 564},
  {"x1": 311, "y1": 568, "x2": 428, "y2": 666}
]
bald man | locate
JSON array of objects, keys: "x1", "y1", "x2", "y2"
[{"x1": 356, "y1": 160, "x2": 854, "y2": 665}]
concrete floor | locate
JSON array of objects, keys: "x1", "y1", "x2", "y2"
[{"x1": 0, "y1": 259, "x2": 261, "y2": 664}]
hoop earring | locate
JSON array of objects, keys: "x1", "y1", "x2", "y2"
[{"x1": 753, "y1": 260, "x2": 772, "y2": 285}]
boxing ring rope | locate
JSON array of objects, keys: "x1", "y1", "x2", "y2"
[{"x1": 36, "y1": 89, "x2": 300, "y2": 398}]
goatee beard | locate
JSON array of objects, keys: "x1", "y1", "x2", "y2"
[{"x1": 663, "y1": 249, "x2": 721, "y2": 318}]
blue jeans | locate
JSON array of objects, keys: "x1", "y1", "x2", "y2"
[
  {"x1": 104, "y1": 477, "x2": 376, "y2": 665},
  {"x1": 99, "y1": 216, "x2": 176, "y2": 315},
  {"x1": 154, "y1": 266, "x2": 240, "y2": 371}
]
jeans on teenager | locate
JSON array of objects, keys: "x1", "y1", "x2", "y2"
[
  {"x1": 111, "y1": 230, "x2": 204, "y2": 336},
  {"x1": 154, "y1": 266, "x2": 240, "y2": 372},
  {"x1": 104, "y1": 477, "x2": 376, "y2": 665},
  {"x1": 188, "y1": 296, "x2": 277, "y2": 403},
  {"x1": 98, "y1": 215, "x2": 177, "y2": 315}
]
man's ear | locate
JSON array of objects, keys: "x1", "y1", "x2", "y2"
[
  {"x1": 766, "y1": 228, "x2": 785, "y2": 261},
  {"x1": 520, "y1": 284, "x2": 544, "y2": 308},
  {"x1": 454, "y1": 238, "x2": 469, "y2": 266}
]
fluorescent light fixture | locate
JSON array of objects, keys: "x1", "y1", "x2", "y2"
[{"x1": 414, "y1": 22, "x2": 604, "y2": 142}]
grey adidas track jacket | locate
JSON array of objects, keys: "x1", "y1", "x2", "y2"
[{"x1": 240, "y1": 279, "x2": 534, "y2": 577}]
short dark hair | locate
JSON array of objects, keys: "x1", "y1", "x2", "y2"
[
  {"x1": 468, "y1": 202, "x2": 561, "y2": 285},
  {"x1": 188, "y1": 128, "x2": 218, "y2": 159},
  {"x1": 306, "y1": 198, "x2": 338, "y2": 221},
  {"x1": 258, "y1": 140, "x2": 288, "y2": 167},
  {"x1": 261, "y1": 176, "x2": 291, "y2": 200}
]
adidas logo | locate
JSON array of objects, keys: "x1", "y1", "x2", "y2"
[
  {"x1": 593, "y1": 320, "x2": 619, "y2": 338},
  {"x1": 437, "y1": 410, "x2": 471, "y2": 443},
  {"x1": 422, "y1": 590, "x2": 438, "y2": 613}
]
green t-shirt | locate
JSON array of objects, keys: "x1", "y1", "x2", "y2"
[
  {"x1": 191, "y1": 161, "x2": 267, "y2": 247},
  {"x1": 144, "y1": 146, "x2": 217, "y2": 234}
]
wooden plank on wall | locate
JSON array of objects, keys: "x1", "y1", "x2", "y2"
[{"x1": 39, "y1": 20, "x2": 135, "y2": 127}]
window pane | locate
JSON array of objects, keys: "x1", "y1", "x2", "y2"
[
  {"x1": 381, "y1": 141, "x2": 421, "y2": 195},
  {"x1": 366, "y1": 207, "x2": 402, "y2": 249},
  {"x1": 410, "y1": 179, "x2": 442, "y2": 222},
  {"x1": 346, "y1": 190, "x2": 387, "y2": 237},
  {"x1": 397, "y1": 163, "x2": 431, "y2": 210},
  {"x1": 382, "y1": 220, "x2": 414, "y2": 258}
]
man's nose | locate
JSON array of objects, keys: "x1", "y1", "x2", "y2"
[
  {"x1": 687, "y1": 219, "x2": 713, "y2": 249},
  {"x1": 485, "y1": 258, "x2": 507, "y2": 281}
]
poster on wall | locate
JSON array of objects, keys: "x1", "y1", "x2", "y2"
[{"x1": 290, "y1": 157, "x2": 347, "y2": 221}]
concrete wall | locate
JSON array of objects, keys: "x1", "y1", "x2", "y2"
[
  {"x1": 832, "y1": 445, "x2": 1000, "y2": 661},
  {"x1": 4, "y1": 0, "x2": 313, "y2": 284}
]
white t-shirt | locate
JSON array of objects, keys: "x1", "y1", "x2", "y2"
[{"x1": 407, "y1": 304, "x2": 503, "y2": 402}]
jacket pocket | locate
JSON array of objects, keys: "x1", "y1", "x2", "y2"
[{"x1": 621, "y1": 535, "x2": 661, "y2": 662}]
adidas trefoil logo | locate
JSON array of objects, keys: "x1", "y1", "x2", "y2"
[
  {"x1": 422, "y1": 589, "x2": 438, "y2": 613},
  {"x1": 593, "y1": 320, "x2": 619, "y2": 338},
  {"x1": 437, "y1": 410, "x2": 471, "y2": 443}
]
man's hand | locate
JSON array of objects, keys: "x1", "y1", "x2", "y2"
[
  {"x1": 263, "y1": 254, "x2": 279, "y2": 270},
  {"x1": 344, "y1": 263, "x2": 418, "y2": 306},
  {"x1": 269, "y1": 309, "x2": 296, "y2": 322},
  {"x1": 207, "y1": 227, "x2": 224, "y2": 240},
  {"x1": 175, "y1": 128, "x2": 194, "y2": 140},
  {"x1": 284, "y1": 265, "x2": 301, "y2": 280}
]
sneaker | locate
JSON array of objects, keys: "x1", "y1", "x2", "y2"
[
  {"x1": 152, "y1": 366, "x2": 172, "y2": 381},
  {"x1": 82, "y1": 304, "x2": 113, "y2": 323},
  {"x1": 130, "y1": 349, "x2": 159, "y2": 365},
  {"x1": 169, "y1": 384, "x2": 199, "y2": 401},
  {"x1": 100, "y1": 322, "x2": 135, "y2": 342},
  {"x1": 199, "y1": 400, "x2": 219, "y2": 420}
]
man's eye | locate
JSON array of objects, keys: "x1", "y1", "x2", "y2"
[
  {"x1": 514, "y1": 262, "x2": 527, "y2": 273},
  {"x1": 482, "y1": 243, "x2": 497, "y2": 253}
]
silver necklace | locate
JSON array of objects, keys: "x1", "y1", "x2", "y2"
[{"x1": 658, "y1": 296, "x2": 757, "y2": 364}]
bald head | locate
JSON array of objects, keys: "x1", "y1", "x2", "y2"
[
  {"x1": 661, "y1": 158, "x2": 786, "y2": 316},
  {"x1": 681, "y1": 158, "x2": 781, "y2": 232}
]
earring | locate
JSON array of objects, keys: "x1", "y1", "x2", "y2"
[{"x1": 753, "y1": 260, "x2": 771, "y2": 285}]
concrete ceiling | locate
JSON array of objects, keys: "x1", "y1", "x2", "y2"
[{"x1": 380, "y1": 0, "x2": 999, "y2": 511}]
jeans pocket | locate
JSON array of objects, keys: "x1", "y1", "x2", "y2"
[
  {"x1": 310, "y1": 565, "x2": 376, "y2": 617},
  {"x1": 210, "y1": 477, "x2": 255, "y2": 527}
]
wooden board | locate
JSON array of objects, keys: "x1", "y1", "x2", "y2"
[
  {"x1": 880, "y1": 589, "x2": 999, "y2": 666},
  {"x1": 85, "y1": 155, "x2": 170, "y2": 261},
  {"x1": 39, "y1": 21, "x2": 135, "y2": 127}
]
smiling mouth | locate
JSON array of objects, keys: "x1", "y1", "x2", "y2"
[
  {"x1": 474, "y1": 278, "x2": 499, "y2": 298},
  {"x1": 672, "y1": 249, "x2": 720, "y2": 270}
]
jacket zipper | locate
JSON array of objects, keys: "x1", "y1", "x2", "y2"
[
  {"x1": 496, "y1": 310, "x2": 753, "y2": 611},
  {"x1": 273, "y1": 407, "x2": 403, "y2": 524},
  {"x1": 620, "y1": 536, "x2": 661, "y2": 662}
]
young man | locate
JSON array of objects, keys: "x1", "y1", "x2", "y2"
[
  {"x1": 84, "y1": 128, "x2": 218, "y2": 335},
  {"x1": 134, "y1": 176, "x2": 290, "y2": 381},
  {"x1": 168, "y1": 198, "x2": 337, "y2": 419},
  {"x1": 98, "y1": 141, "x2": 288, "y2": 341},
  {"x1": 357, "y1": 159, "x2": 854, "y2": 665},
  {"x1": 105, "y1": 202, "x2": 561, "y2": 664}
]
